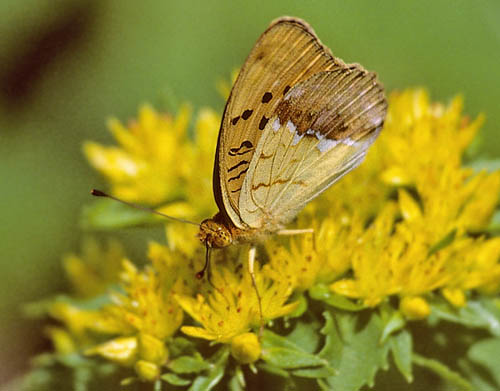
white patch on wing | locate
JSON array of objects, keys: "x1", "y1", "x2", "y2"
[
  {"x1": 272, "y1": 118, "x2": 281, "y2": 132},
  {"x1": 304, "y1": 128, "x2": 360, "y2": 153},
  {"x1": 291, "y1": 132, "x2": 304, "y2": 145},
  {"x1": 317, "y1": 138, "x2": 338, "y2": 152},
  {"x1": 287, "y1": 120, "x2": 296, "y2": 133},
  {"x1": 341, "y1": 137, "x2": 356, "y2": 146}
]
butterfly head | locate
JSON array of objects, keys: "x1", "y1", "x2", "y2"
[{"x1": 198, "y1": 218, "x2": 233, "y2": 248}]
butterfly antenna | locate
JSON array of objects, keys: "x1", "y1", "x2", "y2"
[{"x1": 91, "y1": 189, "x2": 200, "y2": 226}]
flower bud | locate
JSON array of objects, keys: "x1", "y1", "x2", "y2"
[
  {"x1": 135, "y1": 360, "x2": 160, "y2": 382},
  {"x1": 400, "y1": 296, "x2": 430, "y2": 320},
  {"x1": 231, "y1": 332, "x2": 261, "y2": 364}
]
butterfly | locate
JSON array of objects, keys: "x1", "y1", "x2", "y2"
[
  {"x1": 197, "y1": 16, "x2": 387, "y2": 280},
  {"x1": 90, "y1": 16, "x2": 386, "y2": 321}
]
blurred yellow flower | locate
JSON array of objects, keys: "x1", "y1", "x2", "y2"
[
  {"x1": 84, "y1": 104, "x2": 219, "y2": 220},
  {"x1": 85, "y1": 241, "x2": 192, "y2": 375},
  {"x1": 63, "y1": 238, "x2": 124, "y2": 298}
]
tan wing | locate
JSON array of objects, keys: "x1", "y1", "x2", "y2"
[
  {"x1": 214, "y1": 17, "x2": 341, "y2": 228},
  {"x1": 238, "y1": 68, "x2": 387, "y2": 230}
]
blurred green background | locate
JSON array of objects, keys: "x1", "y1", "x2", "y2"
[{"x1": 1, "y1": 0, "x2": 499, "y2": 386}]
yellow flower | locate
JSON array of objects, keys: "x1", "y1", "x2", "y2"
[
  {"x1": 84, "y1": 104, "x2": 219, "y2": 220},
  {"x1": 264, "y1": 209, "x2": 364, "y2": 291},
  {"x1": 378, "y1": 90, "x2": 480, "y2": 184},
  {"x1": 107, "y1": 256, "x2": 184, "y2": 341},
  {"x1": 177, "y1": 249, "x2": 298, "y2": 344},
  {"x1": 85, "y1": 242, "x2": 192, "y2": 374},
  {"x1": 63, "y1": 238, "x2": 123, "y2": 298},
  {"x1": 329, "y1": 90, "x2": 500, "y2": 315}
]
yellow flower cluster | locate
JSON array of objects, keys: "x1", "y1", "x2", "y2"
[
  {"x1": 265, "y1": 89, "x2": 500, "y2": 316},
  {"x1": 47, "y1": 88, "x2": 500, "y2": 383},
  {"x1": 84, "y1": 105, "x2": 218, "y2": 220}
]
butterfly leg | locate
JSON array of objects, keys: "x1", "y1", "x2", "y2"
[
  {"x1": 248, "y1": 245, "x2": 264, "y2": 335},
  {"x1": 276, "y1": 228, "x2": 314, "y2": 235},
  {"x1": 276, "y1": 228, "x2": 316, "y2": 250}
]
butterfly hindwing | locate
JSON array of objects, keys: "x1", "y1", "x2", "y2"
[
  {"x1": 215, "y1": 17, "x2": 340, "y2": 228},
  {"x1": 238, "y1": 68, "x2": 387, "y2": 229}
]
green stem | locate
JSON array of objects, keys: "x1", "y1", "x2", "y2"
[{"x1": 412, "y1": 353, "x2": 472, "y2": 391}]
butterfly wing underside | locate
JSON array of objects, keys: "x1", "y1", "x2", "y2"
[
  {"x1": 214, "y1": 17, "x2": 340, "y2": 228},
  {"x1": 214, "y1": 17, "x2": 387, "y2": 231},
  {"x1": 239, "y1": 69, "x2": 387, "y2": 229}
]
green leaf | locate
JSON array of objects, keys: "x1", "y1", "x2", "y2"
[
  {"x1": 257, "y1": 363, "x2": 290, "y2": 378},
  {"x1": 188, "y1": 348, "x2": 229, "y2": 391},
  {"x1": 486, "y1": 210, "x2": 500, "y2": 234},
  {"x1": 430, "y1": 298, "x2": 500, "y2": 335},
  {"x1": 412, "y1": 353, "x2": 472, "y2": 390},
  {"x1": 228, "y1": 366, "x2": 245, "y2": 391},
  {"x1": 428, "y1": 229, "x2": 457, "y2": 256},
  {"x1": 261, "y1": 329, "x2": 334, "y2": 376},
  {"x1": 161, "y1": 373, "x2": 191, "y2": 386},
  {"x1": 291, "y1": 366, "x2": 336, "y2": 378},
  {"x1": 319, "y1": 310, "x2": 390, "y2": 391},
  {"x1": 169, "y1": 337, "x2": 197, "y2": 357},
  {"x1": 168, "y1": 355, "x2": 211, "y2": 374},
  {"x1": 459, "y1": 356, "x2": 499, "y2": 391},
  {"x1": 390, "y1": 330, "x2": 413, "y2": 383},
  {"x1": 120, "y1": 377, "x2": 136, "y2": 386},
  {"x1": 284, "y1": 320, "x2": 320, "y2": 354},
  {"x1": 467, "y1": 158, "x2": 500, "y2": 173},
  {"x1": 309, "y1": 284, "x2": 365, "y2": 311},
  {"x1": 80, "y1": 199, "x2": 161, "y2": 231},
  {"x1": 287, "y1": 292, "x2": 308, "y2": 318},
  {"x1": 467, "y1": 337, "x2": 500, "y2": 386},
  {"x1": 261, "y1": 345, "x2": 327, "y2": 369},
  {"x1": 380, "y1": 310, "x2": 406, "y2": 344}
]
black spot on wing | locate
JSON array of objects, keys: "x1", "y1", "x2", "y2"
[
  {"x1": 228, "y1": 140, "x2": 253, "y2": 156},
  {"x1": 232, "y1": 116, "x2": 240, "y2": 125},
  {"x1": 283, "y1": 85, "x2": 291, "y2": 95},
  {"x1": 261, "y1": 92, "x2": 272, "y2": 103},
  {"x1": 259, "y1": 115, "x2": 269, "y2": 130},
  {"x1": 242, "y1": 109, "x2": 253, "y2": 120}
]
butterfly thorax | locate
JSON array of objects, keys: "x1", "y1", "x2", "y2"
[{"x1": 198, "y1": 212, "x2": 263, "y2": 248}]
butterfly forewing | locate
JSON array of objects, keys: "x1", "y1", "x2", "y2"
[
  {"x1": 215, "y1": 16, "x2": 387, "y2": 234},
  {"x1": 215, "y1": 17, "x2": 341, "y2": 228}
]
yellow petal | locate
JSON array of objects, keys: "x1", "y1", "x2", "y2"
[
  {"x1": 45, "y1": 327, "x2": 76, "y2": 355},
  {"x1": 398, "y1": 190, "x2": 422, "y2": 222},
  {"x1": 442, "y1": 288, "x2": 466, "y2": 307},
  {"x1": 180, "y1": 326, "x2": 218, "y2": 341},
  {"x1": 381, "y1": 166, "x2": 411, "y2": 186},
  {"x1": 330, "y1": 279, "x2": 361, "y2": 298},
  {"x1": 85, "y1": 336, "x2": 138, "y2": 366}
]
